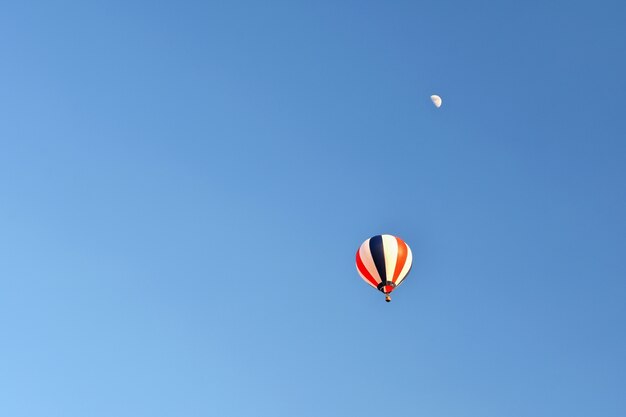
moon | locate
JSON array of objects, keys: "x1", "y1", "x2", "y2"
[{"x1": 430, "y1": 95, "x2": 442, "y2": 108}]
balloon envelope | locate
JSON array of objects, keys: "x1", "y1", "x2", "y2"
[
  {"x1": 430, "y1": 94, "x2": 442, "y2": 108},
  {"x1": 356, "y1": 234, "x2": 413, "y2": 297}
]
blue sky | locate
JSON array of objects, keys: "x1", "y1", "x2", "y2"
[{"x1": 1, "y1": 1, "x2": 626, "y2": 416}]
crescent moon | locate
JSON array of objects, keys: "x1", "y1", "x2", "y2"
[{"x1": 430, "y1": 95, "x2": 442, "y2": 108}]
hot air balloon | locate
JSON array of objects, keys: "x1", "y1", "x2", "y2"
[{"x1": 356, "y1": 234, "x2": 413, "y2": 302}]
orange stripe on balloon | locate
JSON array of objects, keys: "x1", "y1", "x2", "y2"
[
  {"x1": 392, "y1": 237, "x2": 408, "y2": 283},
  {"x1": 356, "y1": 250, "x2": 378, "y2": 287}
]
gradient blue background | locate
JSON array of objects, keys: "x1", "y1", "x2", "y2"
[{"x1": 1, "y1": 1, "x2": 625, "y2": 416}]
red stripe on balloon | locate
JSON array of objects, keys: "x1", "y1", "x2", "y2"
[
  {"x1": 392, "y1": 237, "x2": 408, "y2": 283},
  {"x1": 356, "y1": 250, "x2": 378, "y2": 287}
]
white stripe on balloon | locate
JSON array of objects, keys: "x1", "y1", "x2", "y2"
[
  {"x1": 359, "y1": 239, "x2": 383, "y2": 284},
  {"x1": 381, "y1": 234, "x2": 398, "y2": 283}
]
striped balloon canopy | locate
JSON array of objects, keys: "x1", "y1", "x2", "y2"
[{"x1": 356, "y1": 234, "x2": 413, "y2": 302}]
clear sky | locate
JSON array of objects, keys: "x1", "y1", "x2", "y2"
[{"x1": 1, "y1": 1, "x2": 625, "y2": 416}]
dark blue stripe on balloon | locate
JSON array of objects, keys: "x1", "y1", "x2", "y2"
[{"x1": 369, "y1": 235, "x2": 387, "y2": 285}]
